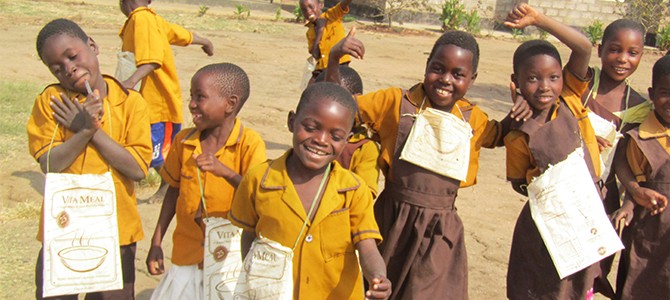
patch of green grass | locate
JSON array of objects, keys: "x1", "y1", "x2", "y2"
[{"x1": 0, "y1": 81, "x2": 42, "y2": 163}]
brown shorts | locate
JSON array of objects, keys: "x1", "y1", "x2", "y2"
[{"x1": 35, "y1": 243, "x2": 136, "y2": 300}]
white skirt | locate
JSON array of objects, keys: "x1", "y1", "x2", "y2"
[{"x1": 150, "y1": 264, "x2": 203, "y2": 300}]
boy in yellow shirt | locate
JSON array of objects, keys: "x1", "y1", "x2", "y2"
[
  {"x1": 119, "y1": 0, "x2": 214, "y2": 174},
  {"x1": 229, "y1": 82, "x2": 391, "y2": 299},
  {"x1": 145, "y1": 63, "x2": 267, "y2": 298},
  {"x1": 28, "y1": 18, "x2": 152, "y2": 299}
]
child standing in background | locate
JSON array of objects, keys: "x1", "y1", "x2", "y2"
[
  {"x1": 300, "y1": 0, "x2": 352, "y2": 82},
  {"x1": 229, "y1": 82, "x2": 391, "y2": 299},
  {"x1": 326, "y1": 28, "x2": 531, "y2": 299},
  {"x1": 611, "y1": 55, "x2": 670, "y2": 300},
  {"x1": 503, "y1": 4, "x2": 608, "y2": 299},
  {"x1": 146, "y1": 63, "x2": 266, "y2": 299},
  {"x1": 28, "y1": 18, "x2": 152, "y2": 299},
  {"x1": 118, "y1": 0, "x2": 214, "y2": 186}
]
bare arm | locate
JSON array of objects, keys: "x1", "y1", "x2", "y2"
[
  {"x1": 504, "y1": 3, "x2": 592, "y2": 78},
  {"x1": 191, "y1": 33, "x2": 214, "y2": 56},
  {"x1": 241, "y1": 230, "x2": 256, "y2": 260},
  {"x1": 89, "y1": 129, "x2": 145, "y2": 181},
  {"x1": 357, "y1": 239, "x2": 391, "y2": 299},
  {"x1": 146, "y1": 186, "x2": 179, "y2": 275},
  {"x1": 325, "y1": 27, "x2": 364, "y2": 84},
  {"x1": 122, "y1": 63, "x2": 159, "y2": 90}
]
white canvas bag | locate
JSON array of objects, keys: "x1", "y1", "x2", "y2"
[
  {"x1": 400, "y1": 101, "x2": 473, "y2": 182},
  {"x1": 114, "y1": 51, "x2": 140, "y2": 90},
  {"x1": 202, "y1": 216, "x2": 244, "y2": 299},
  {"x1": 587, "y1": 111, "x2": 622, "y2": 181},
  {"x1": 42, "y1": 101, "x2": 123, "y2": 297}
]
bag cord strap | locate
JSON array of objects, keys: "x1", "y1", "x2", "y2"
[{"x1": 292, "y1": 163, "x2": 331, "y2": 251}]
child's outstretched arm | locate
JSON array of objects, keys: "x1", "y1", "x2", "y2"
[
  {"x1": 325, "y1": 27, "x2": 364, "y2": 84},
  {"x1": 146, "y1": 186, "x2": 179, "y2": 275},
  {"x1": 191, "y1": 33, "x2": 214, "y2": 56},
  {"x1": 357, "y1": 239, "x2": 391, "y2": 299},
  {"x1": 504, "y1": 3, "x2": 592, "y2": 79}
]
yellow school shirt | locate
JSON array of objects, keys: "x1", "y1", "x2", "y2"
[
  {"x1": 627, "y1": 111, "x2": 670, "y2": 182},
  {"x1": 160, "y1": 119, "x2": 267, "y2": 265},
  {"x1": 347, "y1": 133, "x2": 380, "y2": 197},
  {"x1": 27, "y1": 76, "x2": 152, "y2": 245},
  {"x1": 305, "y1": 2, "x2": 351, "y2": 70},
  {"x1": 229, "y1": 150, "x2": 382, "y2": 300},
  {"x1": 356, "y1": 83, "x2": 503, "y2": 187},
  {"x1": 506, "y1": 69, "x2": 601, "y2": 183},
  {"x1": 119, "y1": 6, "x2": 193, "y2": 124}
]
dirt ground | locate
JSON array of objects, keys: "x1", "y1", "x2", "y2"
[{"x1": 0, "y1": 0, "x2": 663, "y2": 299}]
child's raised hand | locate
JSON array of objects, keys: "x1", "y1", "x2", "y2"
[
  {"x1": 504, "y1": 3, "x2": 541, "y2": 30},
  {"x1": 631, "y1": 186, "x2": 668, "y2": 216},
  {"x1": 365, "y1": 276, "x2": 391, "y2": 300},
  {"x1": 193, "y1": 153, "x2": 231, "y2": 178},
  {"x1": 332, "y1": 27, "x2": 365, "y2": 60},
  {"x1": 146, "y1": 245, "x2": 165, "y2": 275},
  {"x1": 509, "y1": 82, "x2": 531, "y2": 122},
  {"x1": 50, "y1": 93, "x2": 99, "y2": 133},
  {"x1": 83, "y1": 88, "x2": 104, "y2": 123},
  {"x1": 595, "y1": 136, "x2": 613, "y2": 152}
]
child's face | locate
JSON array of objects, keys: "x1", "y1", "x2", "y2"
[
  {"x1": 299, "y1": 0, "x2": 322, "y2": 23},
  {"x1": 598, "y1": 28, "x2": 644, "y2": 83},
  {"x1": 40, "y1": 33, "x2": 100, "y2": 95},
  {"x1": 514, "y1": 54, "x2": 563, "y2": 112},
  {"x1": 288, "y1": 98, "x2": 353, "y2": 171},
  {"x1": 189, "y1": 72, "x2": 234, "y2": 131},
  {"x1": 423, "y1": 45, "x2": 477, "y2": 110},
  {"x1": 649, "y1": 75, "x2": 670, "y2": 125}
]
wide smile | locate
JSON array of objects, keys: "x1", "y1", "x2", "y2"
[
  {"x1": 535, "y1": 95, "x2": 555, "y2": 104},
  {"x1": 304, "y1": 144, "x2": 330, "y2": 157},
  {"x1": 191, "y1": 112, "x2": 203, "y2": 123},
  {"x1": 434, "y1": 86, "x2": 453, "y2": 97},
  {"x1": 612, "y1": 66, "x2": 629, "y2": 75}
]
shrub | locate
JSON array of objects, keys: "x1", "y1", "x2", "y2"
[
  {"x1": 293, "y1": 3, "x2": 304, "y2": 23},
  {"x1": 657, "y1": 26, "x2": 670, "y2": 51},
  {"x1": 198, "y1": 5, "x2": 209, "y2": 17},
  {"x1": 584, "y1": 20, "x2": 604, "y2": 46},
  {"x1": 463, "y1": 9, "x2": 480, "y2": 35},
  {"x1": 440, "y1": 0, "x2": 466, "y2": 31},
  {"x1": 234, "y1": 4, "x2": 251, "y2": 20}
]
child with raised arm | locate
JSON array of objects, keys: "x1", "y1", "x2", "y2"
[
  {"x1": 119, "y1": 0, "x2": 214, "y2": 182},
  {"x1": 28, "y1": 18, "x2": 152, "y2": 299},
  {"x1": 300, "y1": 0, "x2": 352, "y2": 82},
  {"x1": 326, "y1": 28, "x2": 531, "y2": 299},
  {"x1": 610, "y1": 55, "x2": 670, "y2": 300},
  {"x1": 146, "y1": 63, "x2": 266, "y2": 299},
  {"x1": 229, "y1": 82, "x2": 391, "y2": 299},
  {"x1": 502, "y1": 4, "x2": 612, "y2": 299}
]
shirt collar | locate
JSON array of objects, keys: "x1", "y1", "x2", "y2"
[
  {"x1": 639, "y1": 112, "x2": 670, "y2": 139},
  {"x1": 181, "y1": 118, "x2": 243, "y2": 155}
]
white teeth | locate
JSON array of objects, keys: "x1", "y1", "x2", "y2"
[
  {"x1": 306, "y1": 146, "x2": 327, "y2": 156},
  {"x1": 436, "y1": 88, "x2": 451, "y2": 96}
]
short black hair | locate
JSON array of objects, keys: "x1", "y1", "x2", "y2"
[
  {"x1": 427, "y1": 30, "x2": 480, "y2": 72},
  {"x1": 602, "y1": 19, "x2": 644, "y2": 46},
  {"x1": 513, "y1": 39, "x2": 562, "y2": 74},
  {"x1": 195, "y1": 63, "x2": 251, "y2": 111},
  {"x1": 36, "y1": 19, "x2": 88, "y2": 60},
  {"x1": 296, "y1": 82, "x2": 357, "y2": 125},
  {"x1": 652, "y1": 55, "x2": 670, "y2": 88},
  {"x1": 314, "y1": 66, "x2": 363, "y2": 95}
]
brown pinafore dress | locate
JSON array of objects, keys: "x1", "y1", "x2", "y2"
[
  {"x1": 507, "y1": 100, "x2": 605, "y2": 300},
  {"x1": 617, "y1": 129, "x2": 670, "y2": 300},
  {"x1": 375, "y1": 95, "x2": 468, "y2": 300}
]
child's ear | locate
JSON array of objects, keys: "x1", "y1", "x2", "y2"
[
  {"x1": 88, "y1": 37, "x2": 99, "y2": 56},
  {"x1": 468, "y1": 72, "x2": 478, "y2": 88},
  {"x1": 287, "y1": 111, "x2": 296, "y2": 133},
  {"x1": 649, "y1": 86, "x2": 655, "y2": 101},
  {"x1": 226, "y1": 95, "x2": 239, "y2": 114},
  {"x1": 511, "y1": 73, "x2": 519, "y2": 89},
  {"x1": 597, "y1": 43, "x2": 603, "y2": 58}
]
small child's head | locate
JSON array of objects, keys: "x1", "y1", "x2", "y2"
[
  {"x1": 288, "y1": 82, "x2": 357, "y2": 171},
  {"x1": 314, "y1": 65, "x2": 364, "y2": 95},
  {"x1": 649, "y1": 56, "x2": 670, "y2": 125},
  {"x1": 119, "y1": 0, "x2": 151, "y2": 17},
  {"x1": 299, "y1": 0, "x2": 323, "y2": 23},
  {"x1": 36, "y1": 18, "x2": 101, "y2": 95},
  {"x1": 512, "y1": 39, "x2": 563, "y2": 112},
  {"x1": 598, "y1": 19, "x2": 645, "y2": 83},
  {"x1": 189, "y1": 63, "x2": 250, "y2": 131},
  {"x1": 424, "y1": 30, "x2": 479, "y2": 110}
]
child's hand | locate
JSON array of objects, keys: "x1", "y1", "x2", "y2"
[
  {"x1": 146, "y1": 245, "x2": 165, "y2": 275},
  {"x1": 365, "y1": 276, "x2": 391, "y2": 300},
  {"x1": 509, "y1": 82, "x2": 531, "y2": 122},
  {"x1": 504, "y1": 3, "x2": 542, "y2": 30},
  {"x1": 201, "y1": 39, "x2": 214, "y2": 56},
  {"x1": 596, "y1": 136, "x2": 613, "y2": 152},
  {"x1": 610, "y1": 200, "x2": 634, "y2": 230},
  {"x1": 331, "y1": 27, "x2": 365, "y2": 60},
  {"x1": 83, "y1": 88, "x2": 104, "y2": 122},
  {"x1": 193, "y1": 153, "x2": 232, "y2": 178},
  {"x1": 50, "y1": 93, "x2": 99, "y2": 133},
  {"x1": 631, "y1": 186, "x2": 668, "y2": 215}
]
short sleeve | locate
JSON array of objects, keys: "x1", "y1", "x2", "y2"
[
  {"x1": 166, "y1": 22, "x2": 193, "y2": 46},
  {"x1": 27, "y1": 86, "x2": 64, "y2": 161},
  {"x1": 562, "y1": 67, "x2": 590, "y2": 101},
  {"x1": 626, "y1": 137, "x2": 650, "y2": 182},
  {"x1": 348, "y1": 178, "x2": 382, "y2": 244},
  {"x1": 505, "y1": 131, "x2": 532, "y2": 183},
  {"x1": 349, "y1": 141, "x2": 380, "y2": 198},
  {"x1": 323, "y1": 2, "x2": 349, "y2": 22},
  {"x1": 123, "y1": 91, "x2": 152, "y2": 176},
  {"x1": 160, "y1": 130, "x2": 188, "y2": 187},
  {"x1": 469, "y1": 106, "x2": 502, "y2": 149},
  {"x1": 228, "y1": 170, "x2": 261, "y2": 232},
  {"x1": 240, "y1": 129, "x2": 268, "y2": 176},
  {"x1": 356, "y1": 88, "x2": 402, "y2": 134},
  {"x1": 130, "y1": 12, "x2": 165, "y2": 66}
]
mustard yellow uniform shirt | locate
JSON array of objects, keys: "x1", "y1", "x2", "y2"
[
  {"x1": 229, "y1": 150, "x2": 382, "y2": 300},
  {"x1": 160, "y1": 119, "x2": 267, "y2": 265},
  {"x1": 305, "y1": 2, "x2": 351, "y2": 70},
  {"x1": 27, "y1": 76, "x2": 152, "y2": 245},
  {"x1": 506, "y1": 69, "x2": 601, "y2": 183},
  {"x1": 627, "y1": 112, "x2": 670, "y2": 182},
  {"x1": 347, "y1": 133, "x2": 380, "y2": 198},
  {"x1": 356, "y1": 83, "x2": 503, "y2": 187},
  {"x1": 119, "y1": 7, "x2": 193, "y2": 124}
]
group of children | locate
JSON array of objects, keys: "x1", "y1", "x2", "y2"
[{"x1": 26, "y1": 0, "x2": 670, "y2": 299}]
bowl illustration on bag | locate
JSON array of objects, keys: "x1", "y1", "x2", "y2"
[
  {"x1": 216, "y1": 278, "x2": 241, "y2": 300},
  {"x1": 58, "y1": 245, "x2": 108, "y2": 272}
]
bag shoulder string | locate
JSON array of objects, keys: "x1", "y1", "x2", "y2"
[
  {"x1": 46, "y1": 95, "x2": 112, "y2": 173},
  {"x1": 292, "y1": 163, "x2": 331, "y2": 251}
]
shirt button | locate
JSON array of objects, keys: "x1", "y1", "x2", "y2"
[{"x1": 305, "y1": 234, "x2": 313, "y2": 243}]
